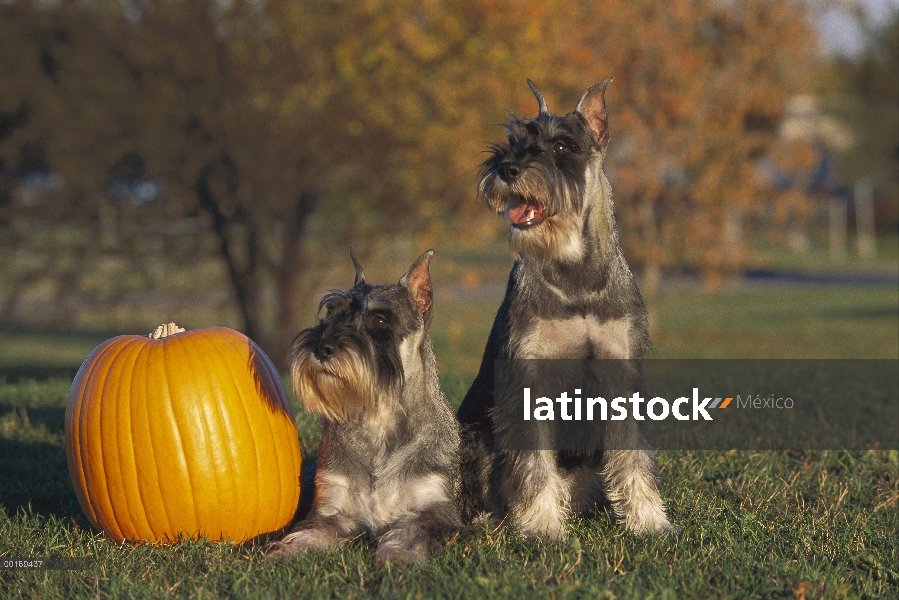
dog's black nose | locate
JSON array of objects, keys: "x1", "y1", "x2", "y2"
[
  {"x1": 312, "y1": 340, "x2": 335, "y2": 361},
  {"x1": 498, "y1": 163, "x2": 520, "y2": 182}
]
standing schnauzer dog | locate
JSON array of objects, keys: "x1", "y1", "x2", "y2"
[
  {"x1": 267, "y1": 250, "x2": 461, "y2": 564},
  {"x1": 457, "y1": 79, "x2": 674, "y2": 538}
]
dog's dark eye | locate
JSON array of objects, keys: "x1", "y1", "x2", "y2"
[
  {"x1": 371, "y1": 315, "x2": 387, "y2": 327},
  {"x1": 552, "y1": 141, "x2": 569, "y2": 153}
]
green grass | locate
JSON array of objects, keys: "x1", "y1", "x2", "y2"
[
  {"x1": 648, "y1": 285, "x2": 899, "y2": 359},
  {"x1": 754, "y1": 232, "x2": 899, "y2": 272},
  {"x1": 1, "y1": 284, "x2": 898, "y2": 598}
]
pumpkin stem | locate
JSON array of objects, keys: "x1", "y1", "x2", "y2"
[{"x1": 149, "y1": 323, "x2": 186, "y2": 339}]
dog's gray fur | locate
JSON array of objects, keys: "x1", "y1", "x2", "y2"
[
  {"x1": 457, "y1": 79, "x2": 673, "y2": 538},
  {"x1": 267, "y1": 250, "x2": 461, "y2": 564}
]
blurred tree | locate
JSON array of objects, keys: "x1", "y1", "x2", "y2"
[
  {"x1": 824, "y1": 6, "x2": 899, "y2": 229},
  {"x1": 531, "y1": 0, "x2": 821, "y2": 292},
  {"x1": 1, "y1": 0, "x2": 821, "y2": 363},
  {"x1": 1, "y1": 0, "x2": 371, "y2": 362},
  {"x1": 300, "y1": 0, "x2": 822, "y2": 292}
]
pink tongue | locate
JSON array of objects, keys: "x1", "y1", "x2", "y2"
[{"x1": 509, "y1": 203, "x2": 541, "y2": 225}]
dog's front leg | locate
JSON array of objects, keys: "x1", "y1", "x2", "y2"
[
  {"x1": 267, "y1": 514, "x2": 360, "y2": 558},
  {"x1": 601, "y1": 420, "x2": 673, "y2": 535},
  {"x1": 374, "y1": 468, "x2": 461, "y2": 565},
  {"x1": 502, "y1": 448, "x2": 570, "y2": 540},
  {"x1": 374, "y1": 502, "x2": 460, "y2": 565},
  {"x1": 265, "y1": 471, "x2": 363, "y2": 558}
]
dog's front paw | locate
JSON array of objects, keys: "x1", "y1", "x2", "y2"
[
  {"x1": 519, "y1": 522, "x2": 568, "y2": 542},
  {"x1": 514, "y1": 498, "x2": 569, "y2": 541},
  {"x1": 374, "y1": 528, "x2": 438, "y2": 565},
  {"x1": 624, "y1": 514, "x2": 677, "y2": 536},
  {"x1": 264, "y1": 528, "x2": 339, "y2": 560}
]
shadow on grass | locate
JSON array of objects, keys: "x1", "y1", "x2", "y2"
[
  {"x1": 0, "y1": 319, "x2": 117, "y2": 383},
  {"x1": 0, "y1": 403, "x2": 66, "y2": 434},
  {"x1": 0, "y1": 364, "x2": 81, "y2": 383},
  {"x1": 0, "y1": 406, "x2": 320, "y2": 532},
  {"x1": 0, "y1": 437, "x2": 85, "y2": 523},
  {"x1": 0, "y1": 365, "x2": 79, "y2": 384},
  {"x1": 0, "y1": 320, "x2": 124, "y2": 342},
  {"x1": 822, "y1": 306, "x2": 899, "y2": 321}
]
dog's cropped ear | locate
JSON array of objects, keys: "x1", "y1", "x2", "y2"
[
  {"x1": 399, "y1": 249, "x2": 435, "y2": 322},
  {"x1": 349, "y1": 246, "x2": 366, "y2": 286},
  {"x1": 527, "y1": 79, "x2": 549, "y2": 116},
  {"x1": 575, "y1": 77, "x2": 613, "y2": 150}
]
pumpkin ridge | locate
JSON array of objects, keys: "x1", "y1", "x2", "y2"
[
  {"x1": 252, "y1": 344, "x2": 285, "y2": 533},
  {"x1": 73, "y1": 339, "x2": 110, "y2": 534},
  {"x1": 257, "y1": 344, "x2": 302, "y2": 528},
  {"x1": 67, "y1": 337, "x2": 122, "y2": 532},
  {"x1": 118, "y1": 337, "x2": 157, "y2": 541},
  {"x1": 120, "y1": 338, "x2": 156, "y2": 541},
  {"x1": 251, "y1": 342, "x2": 294, "y2": 528},
  {"x1": 96, "y1": 337, "x2": 144, "y2": 542},
  {"x1": 165, "y1": 333, "x2": 203, "y2": 540},
  {"x1": 215, "y1": 372, "x2": 244, "y2": 541},
  {"x1": 67, "y1": 347, "x2": 93, "y2": 523},
  {"x1": 138, "y1": 335, "x2": 173, "y2": 541},
  {"x1": 196, "y1": 331, "x2": 244, "y2": 540},
  {"x1": 248, "y1": 341, "x2": 292, "y2": 535},
  {"x1": 66, "y1": 326, "x2": 302, "y2": 544},
  {"x1": 91, "y1": 336, "x2": 148, "y2": 539},
  {"x1": 200, "y1": 329, "x2": 263, "y2": 539}
]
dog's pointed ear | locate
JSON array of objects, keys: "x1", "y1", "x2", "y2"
[
  {"x1": 575, "y1": 77, "x2": 613, "y2": 150},
  {"x1": 349, "y1": 246, "x2": 366, "y2": 286},
  {"x1": 399, "y1": 249, "x2": 435, "y2": 322},
  {"x1": 527, "y1": 79, "x2": 549, "y2": 116}
]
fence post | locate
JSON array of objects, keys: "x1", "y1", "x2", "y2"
[
  {"x1": 828, "y1": 197, "x2": 847, "y2": 262},
  {"x1": 854, "y1": 177, "x2": 876, "y2": 258}
]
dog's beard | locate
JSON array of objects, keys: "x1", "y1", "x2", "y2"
[
  {"x1": 480, "y1": 172, "x2": 584, "y2": 262},
  {"x1": 508, "y1": 210, "x2": 583, "y2": 261},
  {"x1": 290, "y1": 345, "x2": 392, "y2": 421}
]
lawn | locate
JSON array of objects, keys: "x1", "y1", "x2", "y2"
[{"x1": 1, "y1": 283, "x2": 897, "y2": 598}]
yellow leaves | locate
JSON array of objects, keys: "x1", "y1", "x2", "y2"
[
  {"x1": 484, "y1": 41, "x2": 513, "y2": 72},
  {"x1": 252, "y1": 93, "x2": 271, "y2": 111},
  {"x1": 256, "y1": 45, "x2": 272, "y2": 65},
  {"x1": 2, "y1": 0, "x2": 825, "y2": 279},
  {"x1": 335, "y1": 38, "x2": 362, "y2": 82},
  {"x1": 397, "y1": 19, "x2": 445, "y2": 62},
  {"x1": 523, "y1": 21, "x2": 542, "y2": 46},
  {"x1": 346, "y1": 121, "x2": 364, "y2": 137}
]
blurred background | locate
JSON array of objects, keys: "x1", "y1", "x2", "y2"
[{"x1": 1, "y1": 0, "x2": 897, "y2": 385}]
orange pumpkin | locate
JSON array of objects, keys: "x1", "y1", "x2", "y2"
[{"x1": 65, "y1": 323, "x2": 302, "y2": 543}]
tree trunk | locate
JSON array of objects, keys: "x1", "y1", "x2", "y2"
[
  {"x1": 272, "y1": 192, "x2": 317, "y2": 369},
  {"x1": 194, "y1": 159, "x2": 267, "y2": 353}
]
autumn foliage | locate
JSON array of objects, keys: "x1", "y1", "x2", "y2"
[{"x1": 0, "y1": 0, "x2": 821, "y2": 362}]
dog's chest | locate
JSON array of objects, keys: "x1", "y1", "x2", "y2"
[
  {"x1": 351, "y1": 468, "x2": 448, "y2": 534},
  {"x1": 343, "y1": 464, "x2": 449, "y2": 535},
  {"x1": 319, "y1": 437, "x2": 450, "y2": 534},
  {"x1": 514, "y1": 315, "x2": 632, "y2": 359}
]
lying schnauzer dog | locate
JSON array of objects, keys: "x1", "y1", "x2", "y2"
[
  {"x1": 267, "y1": 250, "x2": 461, "y2": 564},
  {"x1": 457, "y1": 79, "x2": 674, "y2": 538}
]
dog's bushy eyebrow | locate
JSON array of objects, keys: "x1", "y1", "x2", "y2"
[
  {"x1": 499, "y1": 113, "x2": 574, "y2": 144},
  {"x1": 364, "y1": 295, "x2": 394, "y2": 313},
  {"x1": 318, "y1": 290, "x2": 348, "y2": 314},
  {"x1": 500, "y1": 113, "x2": 529, "y2": 139}
]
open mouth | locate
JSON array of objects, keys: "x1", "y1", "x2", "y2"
[{"x1": 507, "y1": 197, "x2": 546, "y2": 228}]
